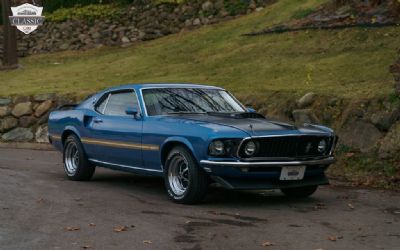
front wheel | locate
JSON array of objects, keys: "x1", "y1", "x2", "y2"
[
  {"x1": 281, "y1": 185, "x2": 318, "y2": 198},
  {"x1": 164, "y1": 146, "x2": 209, "y2": 204},
  {"x1": 63, "y1": 134, "x2": 96, "y2": 181}
]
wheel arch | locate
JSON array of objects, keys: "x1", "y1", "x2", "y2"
[
  {"x1": 61, "y1": 126, "x2": 81, "y2": 146},
  {"x1": 160, "y1": 137, "x2": 198, "y2": 168}
]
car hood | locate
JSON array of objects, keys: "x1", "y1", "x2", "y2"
[{"x1": 166, "y1": 113, "x2": 331, "y2": 136}]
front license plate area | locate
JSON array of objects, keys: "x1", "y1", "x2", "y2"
[{"x1": 280, "y1": 166, "x2": 306, "y2": 181}]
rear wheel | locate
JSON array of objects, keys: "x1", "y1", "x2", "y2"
[
  {"x1": 164, "y1": 146, "x2": 209, "y2": 204},
  {"x1": 63, "y1": 134, "x2": 95, "y2": 181},
  {"x1": 281, "y1": 185, "x2": 318, "y2": 198}
]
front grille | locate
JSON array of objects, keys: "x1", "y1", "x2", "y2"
[{"x1": 238, "y1": 135, "x2": 334, "y2": 159}]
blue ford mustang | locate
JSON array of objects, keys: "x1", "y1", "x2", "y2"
[{"x1": 48, "y1": 83, "x2": 337, "y2": 204}]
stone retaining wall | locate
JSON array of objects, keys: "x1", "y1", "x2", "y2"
[
  {"x1": 0, "y1": 94, "x2": 75, "y2": 143},
  {"x1": 0, "y1": 0, "x2": 272, "y2": 62}
]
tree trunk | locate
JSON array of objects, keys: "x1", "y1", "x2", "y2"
[{"x1": 1, "y1": 0, "x2": 18, "y2": 68}]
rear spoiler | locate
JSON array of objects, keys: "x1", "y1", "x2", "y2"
[
  {"x1": 56, "y1": 104, "x2": 77, "y2": 110},
  {"x1": 55, "y1": 94, "x2": 92, "y2": 111}
]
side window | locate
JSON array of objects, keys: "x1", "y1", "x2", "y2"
[
  {"x1": 95, "y1": 94, "x2": 109, "y2": 114},
  {"x1": 104, "y1": 91, "x2": 139, "y2": 116}
]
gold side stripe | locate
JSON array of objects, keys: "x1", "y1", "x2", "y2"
[
  {"x1": 81, "y1": 137, "x2": 159, "y2": 151},
  {"x1": 49, "y1": 134, "x2": 159, "y2": 151}
]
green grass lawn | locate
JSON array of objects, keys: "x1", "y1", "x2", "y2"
[{"x1": 0, "y1": 0, "x2": 399, "y2": 99}]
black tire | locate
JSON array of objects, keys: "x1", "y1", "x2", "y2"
[
  {"x1": 63, "y1": 134, "x2": 95, "y2": 181},
  {"x1": 164, "y1": 146, "x2": 209, "y2": 204},
  {"x1": 281, "y1": 185, "x2": 318, "y2": 198}
]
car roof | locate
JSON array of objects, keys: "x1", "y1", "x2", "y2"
[{"x1": 103, "y1": 83, "x2": 224, "y2": 92}]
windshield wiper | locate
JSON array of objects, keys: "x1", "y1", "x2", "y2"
[
  {"x1": 167, "y1": 111, "x2": 206, "y2": 115},
  {"x1": 207, "y1": 111, "x2": 265, "y2": 119}
]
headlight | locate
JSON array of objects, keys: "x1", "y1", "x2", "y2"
[
  {"x1": 318, "y1": 140, "x2": 327, "y2": 153},
  {"x1": 209, "y1": 140, "x2": 225, "y2": 156},
  {"x1": 208, "y1": 139, "x2": 241, "y2": 157},
  {"x1": 244, "y1": 140, "x2": 258, "y2": 157}
]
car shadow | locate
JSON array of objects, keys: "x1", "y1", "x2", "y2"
[{"x1": 89, "y1": 170, "x2": 322, "y2": 208}]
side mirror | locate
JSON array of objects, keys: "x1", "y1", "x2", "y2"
[
  {"x1": 126, "y1": 107, "x2": 139, "y2": 118},
  {"x1": 247, "y1": 107, "x2": 256, "y2": 113}
]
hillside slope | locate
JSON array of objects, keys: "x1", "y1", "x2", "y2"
[{"x1": 0, "y1": 0, "x2": 399, "y2": 98}]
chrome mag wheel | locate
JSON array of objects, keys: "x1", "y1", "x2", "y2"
[
  {"x1": 168, "y1": 154, "x2": 190, "y2": 196},
  {"x1": 64, "y1": 141, "x2": 79, "y2": 176},
  {"x1": 164, "y1": 146, "x2": 209, "y2": 204}
]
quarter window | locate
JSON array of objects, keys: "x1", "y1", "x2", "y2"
[{"x1": 95, "y1": 94, "x2": 109, "y2": 114}]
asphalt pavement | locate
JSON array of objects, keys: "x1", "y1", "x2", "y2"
[{"x1": 0, "y1": 148, "x2": 399, "y2": 250}]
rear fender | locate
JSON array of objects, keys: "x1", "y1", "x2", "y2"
[{"x1": 62, "y1": 125, "x2": 82, "y2": 144}]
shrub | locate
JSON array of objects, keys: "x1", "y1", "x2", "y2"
[
  {"x1": 42, "y1": 0, "x2": 133, "y2": 13},
  {"x1": 46, "y1": 4, "x2": 121, "y2": 22},
  {"x1": 224, "y1": 0, "x2": 250, "y2": 16},
  {"x1": 153, "y1": 0, "x2": 186, "y2": 4}
]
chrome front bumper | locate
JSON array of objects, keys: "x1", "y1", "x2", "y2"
[{"x1": 200, "y1": 157, "x2": 335, "y2": 168}]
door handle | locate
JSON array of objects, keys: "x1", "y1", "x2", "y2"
[{"x1": 93, "y1": 117, "x2": 103, "y2": 123}]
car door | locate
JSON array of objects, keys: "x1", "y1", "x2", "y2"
[{"x1": 86, "y1": 90, "x2": 143, "y2": 168}]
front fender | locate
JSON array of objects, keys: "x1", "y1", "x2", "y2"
[{"x1": 161, "y1": 136, "x2": 206, "y2": 165}]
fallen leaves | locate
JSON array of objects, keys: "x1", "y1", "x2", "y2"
[
  {"x1": 328, "y1": 235, "x2": 337, "y2": 241},
  {"x1": 65, "y1": 223, "x2": 136, "y2": 235},
  {"x1": 328, "y1": 235, "x2": 343, "y2": 242},
  {"x1": 81, "y1": 245, "x2": 92, "y2": 249},
  {"x1": 348, "y1": 203, "x2": 355, "y2": 210},
  {"x1": 113, "y1": 225, "x2": 128, "y2": 232},
  {"x1": 383, "y1": 207, "x2": 400, "y2": 215},
  {"x1": 64, "y1": 226, "x2": 80, "y2": 231},
  {"x1": 261, "y1": 241, "x2": 275, "y2": 247},
  {"x1": 313, "y1": 203, "x2": 327, "y2": 210},
  {"x1": 143, "y1": 240, "x2": 152, "y2": 244}
]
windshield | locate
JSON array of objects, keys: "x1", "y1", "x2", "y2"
[{"x1": 142, "y1": 88, "x2": 246, "y2": 116}]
